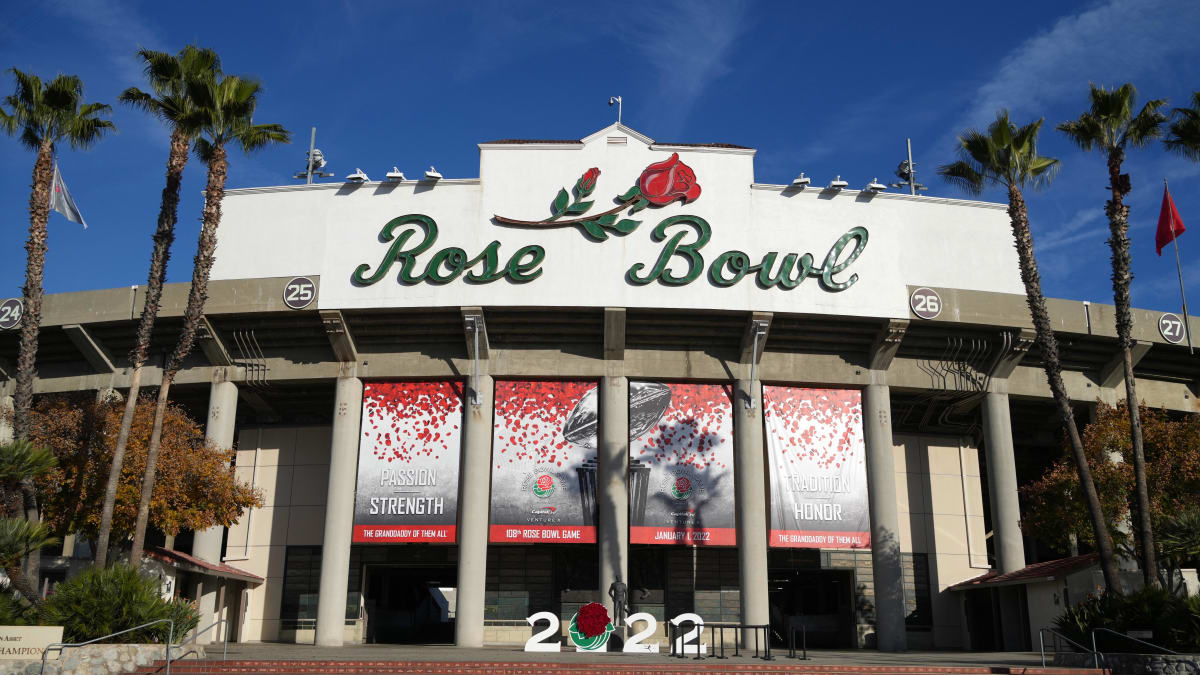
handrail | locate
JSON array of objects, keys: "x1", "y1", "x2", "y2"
[
  {"x1": 170, "y1": 617, "x2": 230, "y2": 668},
  {"x1": 1091, "y1": 627, "x2": 1178, "y2": 656},
  {"x1": 1038, "y1": 627, "x2": 1107, "y2": 671},
  {"x1": 41, "y1": 619, "x2": 174, "y2": 675}
]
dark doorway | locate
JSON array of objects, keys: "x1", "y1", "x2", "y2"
[
  {"x1": 363, "y1": 565, "x2": 455, "y2": 644},
  {"x1": 963, "y1": 589, "x2": 999, "y2": 651},
  {"x1": 768, "y1": 568, "x2": 856, "y2": 648}
]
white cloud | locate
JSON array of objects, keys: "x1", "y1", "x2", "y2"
[
  {"x1": 44, "y1": 0, "x2": 163, "y2": 85},
  {"x1": 616, "y1": 0, "x2": 750, "y2": 138},
  {"x1": 962, "y1": 0, "x2": 1200, "y2": 128}
]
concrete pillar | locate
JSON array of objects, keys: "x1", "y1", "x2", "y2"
[
  {"x1": 0, "y1": 395, "x2": 12, "y2": 445},
  {"x1": 315, "y1": 375, "x2": 363, "y2": 647},
  {"x1": 981, "y1": 391, "x2": 1025, "y2": 573},
  {"x1": 597, "y1": 376, "x2": 629, "y2": 621},
  {"x1": 863, "y1": 382, "x2": 906, "y2": 652},
  {"x1": 733, "y1": 379, "x2": 769, "y2": 645},
  {"x1": 454, "y1": 374, "x2": 493, "y2": 648},
  {"x1": 194, "y1": 378, "x2": 238, "y2": 644}
]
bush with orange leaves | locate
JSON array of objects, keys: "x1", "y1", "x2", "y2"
[{"x1": 25, "y1": 393, "x2": 262, "y2": 549}]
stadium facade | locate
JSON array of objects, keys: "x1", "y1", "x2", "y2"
[{"x1": 1, "y1": 123, "x2": 1195, "y2": 652}]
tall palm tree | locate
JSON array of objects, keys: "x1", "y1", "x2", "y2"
[
  {"x1": 1164, "y1": 92, "x2": 1200, "y2": 160},
  {"x1": 1057, "y1": 83, "x2": 1166, "y2": 589},
  {"x1": 938, "y1": 110, "x2": 1122, "y2": 592},
  {"x1": 128, "y1": 74, "x2": 289, "y2": 563},
  {"x1": 91, "y1": 46, "x2": 222, "y2": 568},
  {"x1": 0, "y1": 70, "x2": 112, "y2": 582}
]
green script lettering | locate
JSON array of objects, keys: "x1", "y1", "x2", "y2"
[{"x1": 627, "y1": 216, "x2": 711, "y2": 286}]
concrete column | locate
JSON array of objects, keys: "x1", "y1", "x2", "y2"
[
  {"x1": 863, "y1": 383, "x2": 906, "y2": 652},
  {"x1": 454, "y1": 374, "x2": 493, "y2": 648},
  {"x1": 733, "y1": 379, "x2": 769, "y2": 645},
  {"x1": 0, "y1": 395, "x2": 12, "y2": 445},
  {"x1": 597, "y1": 376, "x2": 629, "y2": 620},
  {"x1": 315, "y1": 375, "x2": 363, "y2": 647},
  {"x1": 194, "y1": 378, "x2": 238, "y2": 644},
  {"x1": 981, "y1": 391, "x2": 1025, "y2": 573}
]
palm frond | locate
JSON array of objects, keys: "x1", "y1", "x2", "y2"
[
  {"x1": 0, "y1": 519, "x2": 57, "y2": 569},
  {"x1": 0, "y1": 441, "x2": 57, "y2": 482},
  {"x1": 1124, "y1": 99, "x2": 1168, "y2": 147},
  {"x1": 937, "y1": 160, "x2": 985, "y2": 196},
  {"x1": 235, "y1": 122, "x2": 292, "y2": 153},
  {"x1": 1165, "y1": 92, "x2": 1200, "y2": 161}
]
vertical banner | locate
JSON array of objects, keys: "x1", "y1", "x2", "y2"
[
  {"x1": 629, "y1": 382, "x2": 735, "y2": 545},
  {"x1": 764, "y1": 386, "x2": 869, "y2": 548},
  {"x1": 353, "y1": 381, "x2": 463, "y2": 543},
  {"x1": 489, "y1": 380, "x2": 599, "y2": 543}
]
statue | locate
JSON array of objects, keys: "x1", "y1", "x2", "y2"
[{"x1": 608, "y1": 580, "x2": 630, "y2": 628}]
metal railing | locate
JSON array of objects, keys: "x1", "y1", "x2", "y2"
[
  {"x1": 169, "y1": 617, "x2": 231, "y2": 667},
  {"x1": 1038, "y1": 627, "x2": 1108, "y2": 671},
  {"x1": 1091, "y1": 627, "x2": 1177, "y2": 656},
  {"x1": 786, "y1": 620, "x2": 807, "y2": 660},
  {"x1": 41, "y1": 619, "x2": 175, "y2": 675},
  {"x1": 666, "y1": 620, "x2": 772, "y2": 661}
]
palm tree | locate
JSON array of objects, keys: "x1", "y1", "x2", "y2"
[
  {"x1": 1164, "y1": 92, "x2": 1200, "y2": 160},
  {"x1": 938, "y1": 110, "x2": 1122, "y2": 592},
  {"x1": 0, "y1": 70, "x2": 112, "y2": 582},
  {"x1": 1057, "y1": 84, "x2": 1166, "y2": 589},
  {"x1": 91, "y1": 47, "x2": 222, "y2": 568},
  {"x1": 127, "y1": 74, "x2": 290, "y2": 563},
  {"x1": 0, "y1": 440, "x2": 59, "y2": 606}
]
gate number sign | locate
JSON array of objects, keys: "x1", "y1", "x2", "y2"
[
  {"x1": 910, "y1": 287, "x2": 942, "y2": 320},
  {"x1": 0, "y1": 299, "x2": 22, "y2": 330},
  {"x1": 1159, "y1": 312, "x2": 1187, "y2": 344},
  {"x1": 283, "y1": 277, "x2": 316, "y2": 310}
]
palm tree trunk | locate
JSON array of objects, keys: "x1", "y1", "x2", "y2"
[
  {"x1": 12, "y1": 139, "x2": 54, "y2": 588},
  {"x1": 129, "y1": 143, "x2": 229, "y2": 562},
  {"x1": 95, "y1": 128, "x2": 187, "y2": 567},
  {"x1": 1007, "y1": 184, "x2": 1122, "y2": 592},
  {"x1": 1104, "y1": 150, "x2": 1157, "y2": 587},
  {"x1": 4, "y1": 564, "x2": 44, "y2": 609}
]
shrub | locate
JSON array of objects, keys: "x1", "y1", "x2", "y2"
[
  {"x1": 40, "y1": 566, "x2": 198, "y2": 643},
  {"x1": 0, "y1": 590, "x2": 35, "y2": 625},
  {"x1": 1054, "y1": 587, "x2": 1200, "y2": 653}
]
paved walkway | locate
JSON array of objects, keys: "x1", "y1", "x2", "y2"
[{"x1": 209, "y1": 643, "x2": 1053, "y2": 668}]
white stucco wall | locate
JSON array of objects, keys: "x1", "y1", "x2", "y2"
[{"x1": 210, "y1": 124, "x2": 1023, "y2": 319}]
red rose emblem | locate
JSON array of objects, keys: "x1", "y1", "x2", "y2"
[
  {"x1": 637, "y1": 153, "x2": 701, "y2": 206},
  {"x1": 675, "y1": 476, "x2": 691, "y2": 492},
  {"x1": 578, "y1": 167, "x2": 600, "y2": 195},
  {"x1": 576, "y1": 602, "x2": 611, "y2": 638},
  {"x1": 536, "y1": 475, "x2": 554, "y2": 491}
]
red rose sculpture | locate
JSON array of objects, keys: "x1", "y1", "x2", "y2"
[
  {"x1": 575, "y1": 602, "x2": 611, "y2": 638},
  {"x1": 637, "y1": 153, "x2": 701, "y2": 206},
  {"x1": 578, "y1": 167, "x2": 600, "y2": 196}
]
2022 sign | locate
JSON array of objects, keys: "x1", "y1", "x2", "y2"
[{"x1": 524, "y1": 606, "x2": 707, "y2": 654}]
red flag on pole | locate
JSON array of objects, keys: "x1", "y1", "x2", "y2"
[{"x1": 1157, "y1": 184, "x2": 1186, "y2": 255}]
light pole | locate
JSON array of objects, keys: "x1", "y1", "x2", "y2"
[
  {"x1": 294, "y1": 126, "x2": 335, "y2": 184},
  {"x1": 889, "y1": 138, "x2": 928, "y2": 195}
]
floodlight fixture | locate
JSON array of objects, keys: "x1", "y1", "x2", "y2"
[
  {"x1": 792, "y1": 172, "x2": 811, "y2": 187},
  {"x1": 866, "y1": 178, "x2": 887, "y2": 192},
  {"x1": 386, "y1": 167, "x2": 406, "y2": 182},
  {"x1": 425, "y1": 166, "x2": 442, "y2": 181},
  {"x1": 346, "y1": 168, "x2": 369, "y2": 182},
  {"x1": 827, "y1": 175, "x2": 848, "y2": 190}
]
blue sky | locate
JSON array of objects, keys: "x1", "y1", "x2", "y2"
[{"x1": 3, "y1": 0, "x2": 1200, "y2": 314}]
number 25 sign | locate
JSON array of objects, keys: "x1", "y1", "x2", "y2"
[{"x1": 525, "y1": 603, "x2": 706, "y2": 654}]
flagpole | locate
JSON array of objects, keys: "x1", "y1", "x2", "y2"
[{"x1": 1167, "y1": 179, "x2": 1193, "y2": 353}]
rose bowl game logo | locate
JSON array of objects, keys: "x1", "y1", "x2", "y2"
[
  {"x1": 670, "y1": 475, "x2": 693, "y2": 500},
  {"x1": 568, "y1": 602, "x2": 614, "y2": 651},
  {"x1": 494, "y1": 154, "x2": 702, "y2": 241},
  {"x1": 532, "y1": 473, "x2": 556, "y2": 499}
]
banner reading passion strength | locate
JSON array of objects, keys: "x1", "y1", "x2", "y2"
[
  {"x1": 629, "y1": 382, "x2": 735, "y2": 546},
  {"x1": 353, "y1": 380, "x2": 463, "y2": 543},
  {"x1": 764, "y1": 386, "x2": 869, "y2": 548},
  {"x1": 489, "y1": 380, "x2": 599, "y2": 543}
]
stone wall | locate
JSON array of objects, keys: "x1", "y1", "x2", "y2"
[
  {"x1": 1055, "y1": 651, "x2": 1200, "y2": 675},
  {"x1": 0, "y1": 643, "x2": 205, "y2": 675}
]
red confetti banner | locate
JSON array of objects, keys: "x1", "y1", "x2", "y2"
[
  {"x1": 489, "y1": 380, "x2": 599, "y2": 543},
  {"x1": 353, "y1": 381, "x2": 464, "y2": 543},
  {"x1": 763, "y1": 386, "x2": 869, "y2": 549},
  {"x1": 628, "y1": 382, "x2": 735, "y2": 546}
]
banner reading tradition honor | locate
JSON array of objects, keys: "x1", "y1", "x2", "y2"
[
  {"x1": 764, "y1": 386, "x2": 869, "y2": 548},
  {"x1": 629, "y1": 382, "x2": 735, "y2": 546},
  {"x1": 489, "y1": 380, "x2": 600, "y2": 543},
  {"x1": 353, "y1": 380, "x2": 463, "y2": 543}
]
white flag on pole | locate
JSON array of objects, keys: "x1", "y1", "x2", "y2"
[{"x1": 50, "y1": 163, "x2": 87, "y2": 229}]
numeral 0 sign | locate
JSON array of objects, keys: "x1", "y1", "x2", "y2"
[
  {"x1": 0, "y1": 299, "x2": 22, "y2": 330},
  {"x1": 1159, "y1": 312, "x2": 1187, "y2": 344},
  {"x1": 283, "y1": 277, "x2": 316, "y2": 309}
]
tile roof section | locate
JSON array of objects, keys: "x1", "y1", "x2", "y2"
[
  {"x1": 481, "y1": 139, "x2": 583, "y2": 145},
  {"x1": 654, "y1": 142, "x2": 753, "y2": 150},
  {"x1": 949, "y1": 553, "x2": 1099, "y2": 590},
  {"x1": 146, "y1": 546, "x2": 264, "y2": 585}
]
